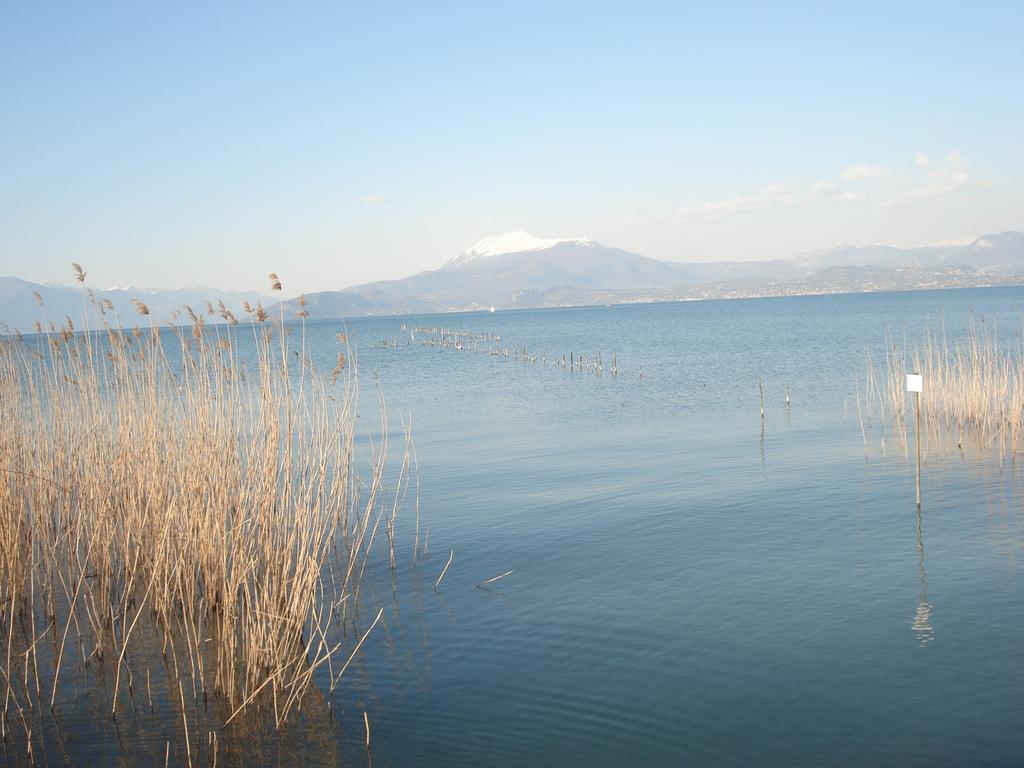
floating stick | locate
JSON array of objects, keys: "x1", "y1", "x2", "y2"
[
  {"x1": 435, "y1": 549, "x2": 454, "y2": 589},
  {"x1": 476, "y1": 570, "x2": 513, "y2": 588}
]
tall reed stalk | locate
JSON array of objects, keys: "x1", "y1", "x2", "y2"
[
  {"x1": 869, "y1": 315, "x2": 1024, "y2": 458},
  {"x1": 0, "y1": 271, "x2": 408, "y2": 758}
]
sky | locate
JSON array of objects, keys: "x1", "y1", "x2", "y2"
[{"x1": 1, "y1": 1, "x2": 1022, "y2": 295}]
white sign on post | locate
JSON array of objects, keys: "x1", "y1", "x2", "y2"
[{"x1": 906, "y1": 374, "x2": 923, "y2": 393}]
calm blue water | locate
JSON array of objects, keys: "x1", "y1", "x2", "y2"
[
  {"x1": 21, "y1": 288, "x2": 1024, "y2": 766},
  {"x1": 302, "y1": 288, "x2": 1022, "y2": 767}
]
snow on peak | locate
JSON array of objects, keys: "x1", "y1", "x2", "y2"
[
  {"x1": 466, "y1": 231, "x2": 556, "y2": 258},
  {"x1": 446, "y1": 231, "x2": 594, "y2": 268}
]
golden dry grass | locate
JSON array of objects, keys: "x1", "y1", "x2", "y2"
[
  {"x1": 864, "y1": 317, "x2": 1024, "y2": 458},
  {"x1": 0, "y1": 271, "x2": 411, "y2": 758}
]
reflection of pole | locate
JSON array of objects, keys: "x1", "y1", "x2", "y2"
[
  {"x1": 913, "y1": 504, "x2": 934, "y2": 644},
  {"x1": 915, "y1": 387, "x2": 922, "y2": 508}
]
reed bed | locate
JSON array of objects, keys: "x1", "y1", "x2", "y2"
[
  {"x1": 865, "y1": 317, "x2": 1024, "y2": 459},
  {"x1": 0, "y1": 271, "x2": 413, "y2": 761}
]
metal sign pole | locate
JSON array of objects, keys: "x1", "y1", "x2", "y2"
[
  {"x1": 915, "y1": 387, "x2": 921, "y2": 508},
  {"x1": 907, "y1": 373, "x2": 923, "y2": 508}
]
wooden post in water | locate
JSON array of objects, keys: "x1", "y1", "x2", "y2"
[{"x1": 907, "y1": 373, "x2": 923, "y2": 507}]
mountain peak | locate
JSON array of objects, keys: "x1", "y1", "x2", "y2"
[
  {"x1": 466, "y1": 231, "x2": 595, "y2": 258},
  {"x1": 444, "y1": 231, "x2": 595, "y2": 269}
]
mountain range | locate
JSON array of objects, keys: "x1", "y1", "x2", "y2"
[
  {"x1": 0, "y1": 278, "x2": 270, "y2": 334},
  {"x1": 2, "y1": 230, "x2": 1023, "y2": 330},
  {"x1": 277, "y1": 230, "x2": 1024, "y2": 319}
]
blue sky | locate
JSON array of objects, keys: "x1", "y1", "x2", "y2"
[{"x1": 1, "y1": 1, "x2": 1022, "y2": 294}]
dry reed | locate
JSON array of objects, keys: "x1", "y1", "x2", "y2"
[
  {"x1": 868, "y1": 316, "x2": 1024, "y2": 459},
  {"x1": 0, "y1": 269, "x2": 411, "y2": 758}
]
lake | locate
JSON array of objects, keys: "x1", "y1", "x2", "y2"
[{"x1": 21, "y1": 287, "x2": 1024, "y2": 766}]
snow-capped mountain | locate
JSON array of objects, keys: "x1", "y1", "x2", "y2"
[
  {"x1": 272, "y1": 232, "x2": 696, "y2": 317},
  {"x1": 7, "y1": 231, "x2": 1024, "y2": 328},
  {"x1": 443, "y1": 231, "x2": 596, "y2": 268},
  {"x1": 270, "y1": 230, "x2": 1024, "y2": 318},
  {"x1": 437, "y1": 231, "x2": 692, "y2": 289}
]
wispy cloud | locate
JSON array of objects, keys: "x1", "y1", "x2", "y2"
[
  {"x1": 676, "y1": 185, "x2": 797, "y2": 222},
  {"x1": 670, "y1": 148, "x2": 975, "y2": 225},
  {"x1": 810, "y1": 182, "x2": 866, "y2": 203},
  {"x1": 362, "y1": 192, "x2": 387, "y2": 205},
  {"x1": 841, "y1": 163, "x2": 886, "y2": 180},
  {"x1": 898, "y1": 150, "x2": 971, "y2": 203}
]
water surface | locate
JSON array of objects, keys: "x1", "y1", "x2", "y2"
[{"x1": 26, "y1": 288, "x2": 1024, "y2": 766}]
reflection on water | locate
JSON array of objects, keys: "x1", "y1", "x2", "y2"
[{"x1": 912, "y1": 506, "x2": 935, "y2": 645}]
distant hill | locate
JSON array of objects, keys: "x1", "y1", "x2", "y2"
[
  {"x1": 285, "y1": 231, "x2": 697, "y2": 317},
  {"x1": 0, "y1": 277, "x2": 271, "y2": 333},
  {"x1": 667, "y1": 259, "x2": 806, "y2": 283},
  {"x1": 440, "y1": 231, "x2": 695, "y2": 286},
  {"x1": 789, "y1": 231, "x2": 1024, "y2": 273},
  {"x1": 279, "y1": 230, "x2": 1024, "y2": 318},
  {"x1": 5, "y1": 231, "x2": 1024, "y2": 329}
]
